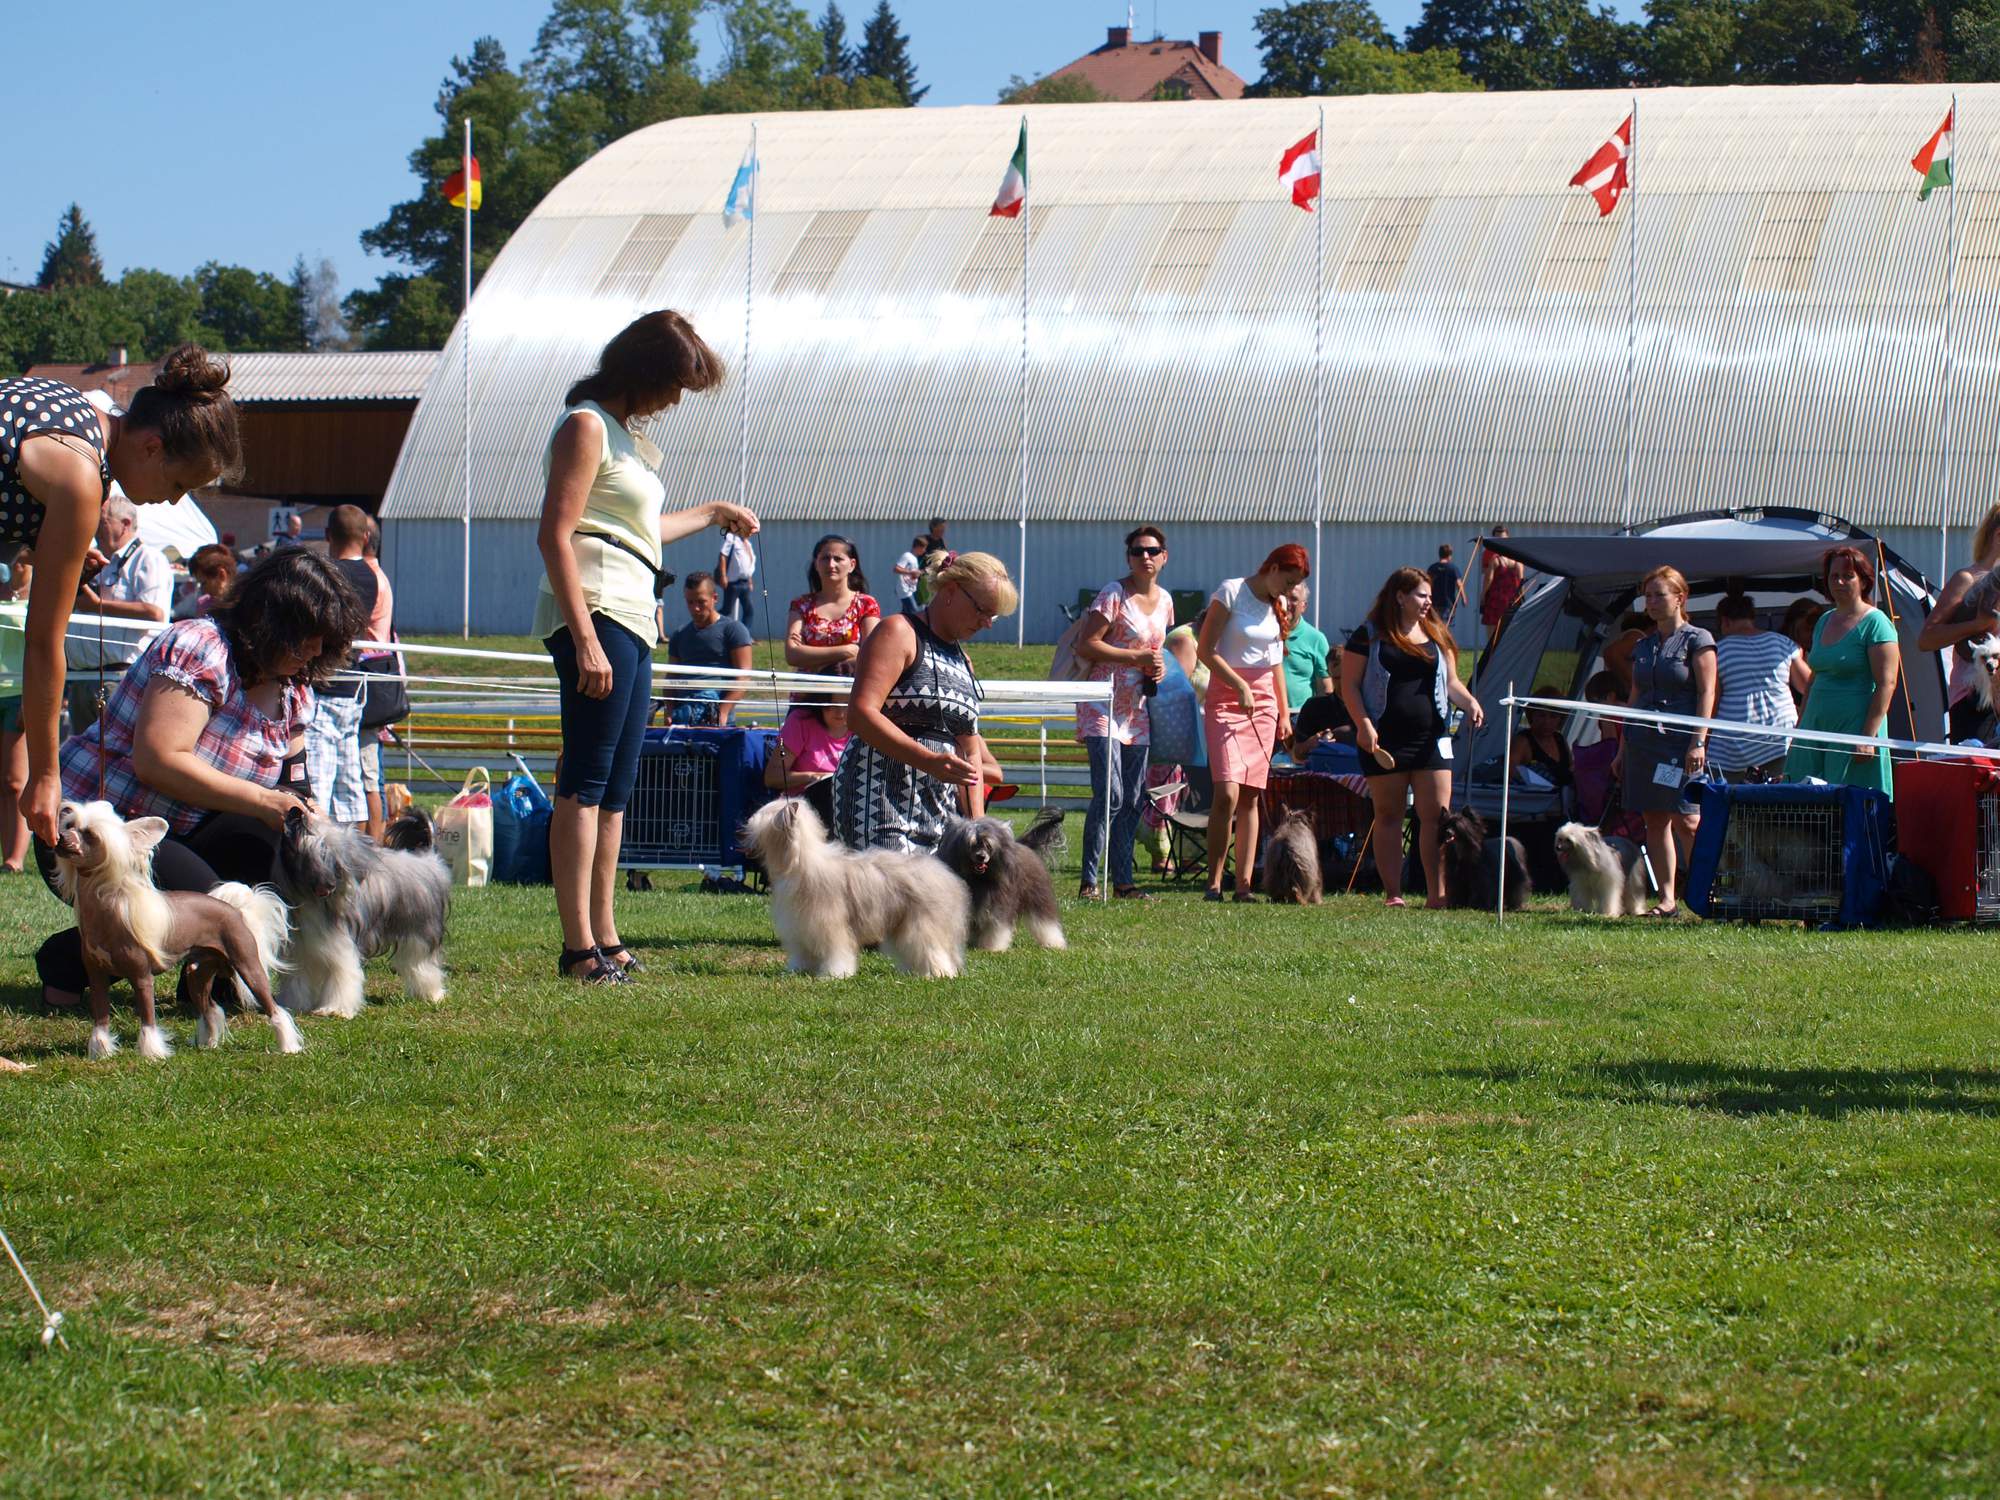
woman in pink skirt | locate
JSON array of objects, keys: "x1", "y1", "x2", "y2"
[{"x1": 1195, "y1": 543, "x2": 1309, "y2": 900}]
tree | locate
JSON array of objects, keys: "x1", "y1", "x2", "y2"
[
  {"x1": 1321, "y1": 37, "x2": 1483, "y2": 89},
  {"x1": 114, "y1": 269, "x2": 209, "y2": 357},
  {"x1": 1642, "y1": 0, "x2": 1742, "y2": 83},
  {"x1": 998, "y1": 70, "x2": 1107, "y2": 103},
  {"x1": 856, "y1": 1, "x2": 926, "y2": 103},
  {"x1": 37, "y1": 204, "x2": 105, "y2": 291},
  {"x1": 1249, "y1": 1, "x2": 1394, "y2": 94},
  {"x1": 1407, "y1": 0, "x2": 1638, "y2": 88},
  {"x1": 715, "y1": 0, "x2": 824, "y2": 99},
  {"x1": 289, "y1": 256, "x2": 350, "y2": 351},
  {"x1": 194, "y1": 262, "x2": 307, "y2": 352},
  {"x1": 818, "y1": 1, "x2": 854, "y2": 77},
  {"x1": 1734, "y1": 0, "x2": 1862, "y2": 81},
  {"x1": 342, "y1": 274, "x2": 459, "y2": 352}
]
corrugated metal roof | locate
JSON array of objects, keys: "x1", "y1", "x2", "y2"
[
  {"x1": 228, "y1": 351, "x2": 438, "y2": 404},
  {"x1": 381, "y1": 87, "x2": 1999, "y2": 533}
]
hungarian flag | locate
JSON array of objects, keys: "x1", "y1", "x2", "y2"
[
  {"x1": 1570, "y1": 114, "x2": 1631, "y2": 217},
  {"x1": 1279, "y1": 129, "x2": 1321, "y2": 212},
  {"x1": 1913, "y1": 109, "x2": 1953, "y2": 200},
  {"x1": 444, "y1": 156, "x2": 482, "y2": 211},
  {"x1": 990, "y1": 122, "x2": 1027, "y2": 218}
]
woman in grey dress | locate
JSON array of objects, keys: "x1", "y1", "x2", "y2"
[
  {"x1": 1622, "y1": 564, "x2": 1717, "y2": 916},
  {"x1": 834, "y1": 552, "x2": 1017, "y2": 852}
]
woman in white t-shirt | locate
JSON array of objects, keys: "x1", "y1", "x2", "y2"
[
  {"x1": 1073, "y1": 524, "x2": 1173, "y2": 899},
  {"x1": 1194, "y1": 543, "x2": 1309, "y2": 901}
]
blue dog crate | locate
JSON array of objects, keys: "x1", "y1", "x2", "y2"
[
  {"x1": 1686, "y1": 781, "x2": 1893, "y2": 928},
  {"x1": 622, "y1": 726, "x2": 774, "y2": 873}
]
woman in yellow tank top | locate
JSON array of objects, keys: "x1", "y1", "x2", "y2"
[{"x1": 538, "y1": 311, "x2": 757, "y2": 985}]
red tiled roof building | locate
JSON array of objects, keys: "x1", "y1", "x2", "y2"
[{"x1": 1045, "y1": 27, "x2": 1247, "y2": 102}]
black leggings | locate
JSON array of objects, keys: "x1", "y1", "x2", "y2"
[{"x1": 33, "y1": 813, "x2": 282, "y2": 994}]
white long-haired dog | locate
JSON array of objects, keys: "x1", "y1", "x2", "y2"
[
  {"x1": 741, "y1": 798, "x2": 969, "y2": 978},
  {"x1": 273, "y1": 804, "x2": 450, "y2": 1018},
  {"x1": 52, "y1": 800, "x2": 298, "y2": 1059},
  {"x1": 1968, "y1": 635, "x2": 2000, "y2": 732},
  {"x1": 1553, "y1": 821, "x2": 1651, "y2": 917}
]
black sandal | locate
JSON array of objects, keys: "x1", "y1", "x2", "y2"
[
  {"x1": 558, "y1": 946, "x2": 624, "y2": 984},
  {"x1": 601, "y1": 943, "x2": 644, "y2": 975}
]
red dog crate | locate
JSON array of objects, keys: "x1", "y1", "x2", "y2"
[{"x1": 1894, "y1": 757, "x2": 2000, "y2": 920}]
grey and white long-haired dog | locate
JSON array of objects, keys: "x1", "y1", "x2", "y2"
[
  {"x1": 1260, "y1": 809, "x2": 1324, "y2": 905},
  {"x1": 274, "y1": 803, "x2": 451, "y2": 1017},
  {"x1": 741, "y1": 798, "x2": 969, "y2": 978},
  {"x1": 936, "y1": 815, "x2": 1066, "y2": 951}
]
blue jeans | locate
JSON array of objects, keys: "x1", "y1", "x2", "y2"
[
  {"x1": 1081, "y1": 736, "x2": 1150, "y2": 889},
  {"x1": 547, "y1": 614, "x2": 653, "y2": 811},
  {"x1": 722, "y1": 580, "x2": 755, "y2": 632}
]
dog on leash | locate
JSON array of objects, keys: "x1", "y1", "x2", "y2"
[
  {"x1": 741, "y1": 798, "x2": 969, "y2": 978},
  {"x1": 1260, "y1": 809, "x2": 1324, "y2": 905},
  {"x1": 937, "y1": 815, "x2": 1066, "y2": 950},
  {"x1": 51, "y1": 800, "x2": 298, "y2": 1059},
  {"x1": 274, "y1": 803, "x2": 451, "y2": 1018},
  {"x1": 1553, "y1": 821, "x2": 1651, "y2": 916},
  {"x1": 1439, "y1": 808, "x2": 1530, "y2": 911}
]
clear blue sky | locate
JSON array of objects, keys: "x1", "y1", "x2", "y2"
[{"x1": 8, "y1": 0, "x2": 1425, "y2": 301}]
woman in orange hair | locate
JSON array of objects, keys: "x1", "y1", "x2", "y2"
[
  {"x1": 1339, "y1": 566, "x2": 1485, "y2": 908},
  {"x1": 1195, "y1": 543, "x2": 1309, "y2": 901}
]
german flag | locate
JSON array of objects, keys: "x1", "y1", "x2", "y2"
[{"x1": 443, "y1": 156, "x2": 482, "y2": 211}]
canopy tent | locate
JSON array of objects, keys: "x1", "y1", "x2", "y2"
[
  {"x1": 1459, "y1": 508, "x2": 1944, "y2": 821},
  {"x1": 130, "y1": 492, "x2": 218, "y2": 560}
]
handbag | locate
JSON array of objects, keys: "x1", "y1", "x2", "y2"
[
  {"x1": 357, "y1": 650, "x2": 410, "y2": 730},
  {"x1": 434, "y1": 767, "x2": 494, "y2": 887},
  {"x1": 491, "y1": 755, "x2": 553, "y2": 885}
]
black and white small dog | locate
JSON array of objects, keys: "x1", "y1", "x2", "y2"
[
  {"x1": 275, "y1": 803, "x2": 452, "y2": 1018},
  {"x1": 936, "y1": 816, "x2": 1066, "y2": 952}
]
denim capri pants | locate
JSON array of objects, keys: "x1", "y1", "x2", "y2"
[{"x1": 547, "y1": 614, "x2": 653, "y2": 811}]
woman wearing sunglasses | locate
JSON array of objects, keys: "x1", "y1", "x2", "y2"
[
  {"x1": 834, "y1": 551, "x2": 1016, "y2": 853},
  {"x1": 1072, "y1": 525, "x2": 1172, "y2": 899}
]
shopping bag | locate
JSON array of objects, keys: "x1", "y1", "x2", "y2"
[
  {"x1": 491, "y1": 755, "x2": 553, "y2": 885},
  {"x1": 435, "y1": 767, "x2": 494, "y2": 887}
]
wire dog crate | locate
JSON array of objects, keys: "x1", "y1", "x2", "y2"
[
  {"x1": 1260, "y1": 769, "x2": 1370, "y2": 845},
  {"x1": 1894, "y1": 758, "x2": 2000, "y2": 920},
  {"x1": 621, "y1": 726, "x2": 774, "y2": 874},
  {"x1": 1686, "y1": 782, "x2": 1893, "y2": 927}
]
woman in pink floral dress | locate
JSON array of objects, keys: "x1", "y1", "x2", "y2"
[
  {"x1": 1073, "y1": 525, "x2": 1173, "y2": 898},
  {"x1": 784, "y1": 534, "x2": 880, "y2": 679}
]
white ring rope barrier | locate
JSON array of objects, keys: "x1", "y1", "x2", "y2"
[{"x1": 1504, "y1": 693, "x2": 1993, "y2": 762}]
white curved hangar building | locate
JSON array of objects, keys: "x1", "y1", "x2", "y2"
[{"x1": 380, "y1": 85, "x2": 1996, "y2": 638}]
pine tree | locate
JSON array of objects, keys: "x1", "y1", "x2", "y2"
[
  {"x1": 856, "y1": 0, "x2": 925, "y2": 103},
  {"x1": 818, "y1": 1, "x2": 853, "y2": 78},
  {"x1": 37, "y1": 204, "x2": 105, "y2": 290}
]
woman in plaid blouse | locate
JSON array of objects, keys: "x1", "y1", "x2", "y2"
[{"x1": 33, "y1": 549, "x2": 366, "y2": 1006}]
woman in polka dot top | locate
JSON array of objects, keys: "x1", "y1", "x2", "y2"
[{"x1": 0, "y1": 344, "x2": 242, "y2": 847}]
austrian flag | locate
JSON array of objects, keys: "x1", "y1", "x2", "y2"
[
  {"x1": 1570, "y1": 113, "x2": 1632, "y2": 217},
  {"x1": 1280, "y1": 129, "x2": 1321, "y2": 211}
]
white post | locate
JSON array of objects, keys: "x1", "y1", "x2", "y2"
[
  {"x1": 1017, "y1": 114, "x2": 1030, "y2": 650},
  {"x1": 1497, "y1": 681, "x2": 1516, "y2": 925},
  {"x1": 460, "y1": 116, "x2": 473, "y2": 640},
  {"x1": 742, "y1": 123, "x2": 756, "y2": 529},
  {"x1": 1943, "y1": 93, "x2": 1958, "y2": 588},
  {"x1": 1623, "y1": 94, "x2": 1637, "y2": 534},
  {"x1": 1312, "y1": 104, "x2": 1325, "y2": 628}
]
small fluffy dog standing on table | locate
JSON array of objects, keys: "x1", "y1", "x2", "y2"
[
  {"x1": 52, "y1": 800, "x2": 298, "y2": 1059},
  {"x1": 275, "y1": 804, "x2": 451, "y2": 1017},
  {"x1": 743, "y1": 799, "x2": 969, "y2": 978}
]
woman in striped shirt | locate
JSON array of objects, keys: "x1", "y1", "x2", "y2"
[{"x1": 1709, "y1": 594, "x2": 1809, "y2": 781}]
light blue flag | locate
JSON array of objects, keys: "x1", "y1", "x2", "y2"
[{"x1": 724, "y1": 140, "x2": 757, "y2": 226}]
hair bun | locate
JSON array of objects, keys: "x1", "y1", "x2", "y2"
[{"x1": 154, "y1": 343, "x2": 231, "y2": 400}]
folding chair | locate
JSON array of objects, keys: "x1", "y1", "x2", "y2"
[{"x1": 1148, "y1": 765, "x2": 1214, "y2": 884}]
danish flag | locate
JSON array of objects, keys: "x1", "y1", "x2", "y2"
[{"x1": 1570, "y1": 113, "x2": 1632, "y2": 217}]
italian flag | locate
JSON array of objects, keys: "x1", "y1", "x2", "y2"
[
  {"x1": 990, "y1": 122, "x2": 1027, "y2": 218},
  {"x1": 1913, "y1": 109, "x2": 1953, "y2": 201}
]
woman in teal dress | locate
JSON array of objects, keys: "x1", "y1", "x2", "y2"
[{"x1": 1782, "y1": 546, "x2": 1900, "y2": 796}]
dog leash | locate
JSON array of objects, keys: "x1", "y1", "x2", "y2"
[{"x1": 0, "y1": 1222, "x2": 66, "y2": 1351}]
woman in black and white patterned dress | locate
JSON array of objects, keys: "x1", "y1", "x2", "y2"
[
  {"x1": 834, "y1": 552, "x2": 1017, "y2": 853},
  {"x1": 0, "y1": 346, "x2": 241, "y2": 850}
]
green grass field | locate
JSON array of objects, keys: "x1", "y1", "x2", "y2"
[{"x1": 1, "y1": 832, "x2": 1997, "y2": 1495}]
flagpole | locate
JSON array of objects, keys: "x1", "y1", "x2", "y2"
[
  {"x1": 1017, "y1": 113, "x2": 1029, "y2": 650},
  {"x1": 1312, "y1": 104, "x2": 1325, "y2": 629},
  {"x1": 1943, "y1": 93, "x2": 1957, "y2": 588},
  {"x1": 461, "y1": 115, "x2": 473, "y2": 640},
  {"x1": 741, "y1": 123, "x2": 756, "y2": 533},
  {"x1": 1623, "y1": 94, "x2": 1637, "y2": 534}
]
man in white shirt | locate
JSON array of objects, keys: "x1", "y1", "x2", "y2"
[
  {"x1": 66, "y1": 493, "x2": 174, "y2": 731},
  {"x1": 717, "y1": 530, "x2": 757, "y2": 631},
  {"x1": 893, "y1": 534, "x2": 929, "y2": 614}
]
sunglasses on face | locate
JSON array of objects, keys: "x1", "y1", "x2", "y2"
[{"x1": 1127, "y1": 545, "x2": 1165, "y2": 558}]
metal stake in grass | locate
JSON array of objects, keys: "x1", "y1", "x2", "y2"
[
  {"x1": 0, "y1": 1222, "x2": 66, "y2": 1352},
  {"x1": 1497, "y1": 681, "x2": 1516, "y2": 926}
]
